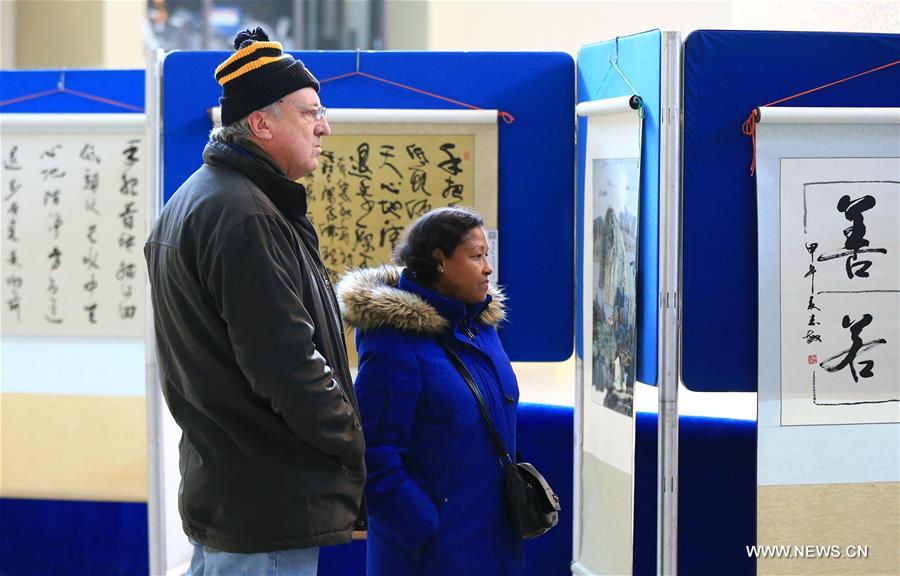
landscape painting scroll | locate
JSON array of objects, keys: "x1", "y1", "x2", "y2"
[{"x1": 576, "y1": 95, "x2": 643, "y2": 576}]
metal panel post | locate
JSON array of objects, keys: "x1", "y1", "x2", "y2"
[
  {"x1": 656, "y1": 31, "x2": 683, "y2": 576},
  {"x1": 145, "y1": 47, "x2": 165, "y2": 576}
]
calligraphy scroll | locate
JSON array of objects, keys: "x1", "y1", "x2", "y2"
[
  {"x1": 779, "y1": 158, "x2": 899, "y2": 426},
  {"x1": 1, "y1": 114, "x2": 146, "y2": 337},
  {"x1": 755, "y1": 108, "x2": 900, "y2": 576},
  {"x1": 296, "y1": 109, "x2": 499, "y2": 365},
  {"x1": 301, "y1": 109, "x2": 499, "y2": 281}
]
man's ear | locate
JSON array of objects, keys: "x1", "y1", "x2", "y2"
[{"x1": 247, "y1": 110, "x2": 274, "y2": 140}]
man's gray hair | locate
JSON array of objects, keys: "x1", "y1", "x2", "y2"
[{"x1": 210, "y1": 101, "x2": 281, "y2": 143}]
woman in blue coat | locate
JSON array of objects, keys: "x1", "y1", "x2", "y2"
[{"x1": 337, "y1": 207, "x2": 523, "y2": 576}]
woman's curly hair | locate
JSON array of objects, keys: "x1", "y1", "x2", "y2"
[{"x1": 393, "y1": 206, "x2": 484, "y2": 284}]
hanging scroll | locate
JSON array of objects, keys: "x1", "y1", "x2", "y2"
[
  {"x1": 575, "y1": 95, "x2": 643, "y2": 576},
  {"x1": 755, "y1": 107, "x2": 900, "y2": 576},
  {"x1": 1, "y1": 114, "x2": 146, "y2": 337},
  {"x1": 300, "y1": 108, "x2": 499, "y2": 281},
  {"x1": 779, "y1": 157, "x2": 898, "y2": 426},
  {"x1": 756, "y1": 107, "x2": 900, "y2": 427}
]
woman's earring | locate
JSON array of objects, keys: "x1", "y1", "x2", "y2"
[{"x1": 438, "y1": 264, "x2": 444, "y2": 273}]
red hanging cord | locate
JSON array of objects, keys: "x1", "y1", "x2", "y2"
[
  {"x1": 318, "y1": 70, "x2": 515, "y2": 124},
  {"x1": 742, "y1": 59, "x2": 900, "y2": 175}
]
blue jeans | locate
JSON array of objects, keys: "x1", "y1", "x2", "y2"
[{"x1": 186, "y1": 539, "x2": 319, "y2": 576}]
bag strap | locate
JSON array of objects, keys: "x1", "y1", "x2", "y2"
[{"x1": 438, "y1": 340, "x2": 513, "y2": 465}]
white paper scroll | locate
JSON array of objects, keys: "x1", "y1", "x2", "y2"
[
  {"x1": 756, "y1": 108, "x2": 900, "y2": 427},
  {"x1": 779, "y1": 158, "x2": 899, "y2": 425},
  {"x1": 755, "y1": 106, "x2": 900, "y2": 576},
  {"x1": 575, "y1": 95, "x2": 643, "y2": 576},
  {"x1": 1, "y1": 114, "x2": 146, "y2": 337}
]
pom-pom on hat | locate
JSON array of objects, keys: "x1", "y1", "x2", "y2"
[{"x1": 215, "y1": 27, "x2": 320, "y2": 126}]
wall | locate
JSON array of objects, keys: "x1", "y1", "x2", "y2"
[
  {"x1": 0, "y1": 0, "x2": 15, "y2": 68},
  {"x1": 12, "y1": 0, "x2": 145, "y2": 69},
  {"x1": 422, "y1": 0, "x2": 898, "y2": 54},
  {"x1": 385, "y1": 0, "x2": 429, "y2": 50},
  {"x1": 4, "y1": 1, "x2": 897, "y2": 69}
]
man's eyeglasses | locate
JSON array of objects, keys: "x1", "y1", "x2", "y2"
[{"x1": 278, "y1": 100, "x2": 327, "y2": 121}]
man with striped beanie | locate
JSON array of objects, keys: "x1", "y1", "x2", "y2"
[{"x1": 145, "y1": 28, "x2": 366, "y2": 576}]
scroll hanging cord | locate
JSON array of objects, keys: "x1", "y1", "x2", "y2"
[
  {"x1": 592, "y1": 37, "x2": 642, "y2": 110},
  {"x1": 0, "y1": 69, "x2": 144, "y2": 112},
  {"x1": 741, "y1": 58, "x2": 900, "y2": 175},
  {"x1": 317, "y1": 54, "x2": 515, "y2": 124}
]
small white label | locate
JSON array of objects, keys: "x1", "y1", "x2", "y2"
[{"x1": 486, "y1": 228, "x2": 499, "y2": 283}]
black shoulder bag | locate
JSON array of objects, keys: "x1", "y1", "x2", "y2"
[{"x1": 438, "y1": 341, "x2": 560, "y2": 539}]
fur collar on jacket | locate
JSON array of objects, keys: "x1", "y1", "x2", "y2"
[{"x1": 337, "y1": 265, "x2": 506, "y2": 335}]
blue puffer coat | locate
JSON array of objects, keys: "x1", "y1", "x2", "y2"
[{"x1": 337, "y1": 266, "x2": 524, "y2": 576}]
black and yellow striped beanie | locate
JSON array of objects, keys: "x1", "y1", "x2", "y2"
[{"x1": 215, "y1": 28, "x2": 320, "y2": 126}]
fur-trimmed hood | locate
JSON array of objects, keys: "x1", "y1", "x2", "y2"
[{"x1": 336, "y1": 265, "x2": 506, "y2": 334}]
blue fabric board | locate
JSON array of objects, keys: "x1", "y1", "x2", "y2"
[
  {"x1": 633, "y1": 414, "x2": 756, "y2": 576},
  {"x1": 0, "y1": 69, "x2": 149, "y2": 576},
  {"x1": 676, "y1": 415, "x2": 757, "y2": 575},
  {"x1": 682, "y1": 30, "x2": 900, "y2": 393},
  {"x1": 0, "y1": 69, "x2": 144, "y2": 113},
  {"x1": 162, "y1": 51, "x2": 575, "y2": 362},
  {"x1": 0, "y1": 498, "x2": 149, "y2": 576},
  {"x1": 0, "y1": 412, "x2": 754, "y2": 576},
  {"x1": 515, "y1": 403, "x2": 575, "y2": 576},
  {"x1": 317, "y1": 409, "x2": 758, "y2": 576},
  {"x1": 576, "y1": 30, "x2": 661, "y2": 385}
]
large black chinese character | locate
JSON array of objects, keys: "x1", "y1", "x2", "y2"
[
  {"x1": 4, "y1": 146, "x2": 21, "y2": 170},
  {"x1": 84, "y1": 170, "x2": 100, "y2": 193},
  {"x1": 122, "y1": 140, "x2": 140, "y2": 166},
  {"x1": 378, "y1": 145, "x2": 402, "y2": 179},
  {"x1": 406, "y1": 144, "x2": 429, "y2": 166},
  {"x1": 40, "y1": 145, "x2": 62, "y2": 159},
  {"x1": 116, "y1": 261, "x2": 137, "y2": 281},
  {"x1": 119, "y1": 202, "x2": 137, "y2": 228},
  {"x1": 80, "y1": 143, "x2": 101, "y2": 164},
  {"x1": 349, "y1": 143, "x2": 372, "y2": 179},
  {"x1": 441, "y1": 177, "x2": 464, "y2": 203},
  {"x1": 120, "y1": 173, "x2": 139, "y2": 196},
  {"x1": 48, "y1": 247, "x2": 63, "y2": 270},
  {"x1": 5, "y1": 178, "x2": 21, "y2": 201},
  {"x1": 817, "y1": 194, "x2": 888, "y2": 279},
  {"x1": 820, "y1": 313, "x2": 888, "y2": 383},
  {"x1": 84, "y1": 303, "x2": 98, "y2": 324},
  {"x1": 437, "y1": 143, "x2": 463, "y2": 176},
  {"x1": 40, "y1": 167, "x2": 66, "y2": 180}
]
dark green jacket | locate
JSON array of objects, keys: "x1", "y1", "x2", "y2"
[{"x1": 145, "y1": 138, "x2": 365, "y2": 553}]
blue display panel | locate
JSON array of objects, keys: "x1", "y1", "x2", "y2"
[
  {"x1": 0, "y1": 69, "x2": 143, "y2": 113},
  {"x1": 0, "y1": 498, "x2": 149, "y2": 576},
  {"x1": 163, "y1": 51, "x2": 575, "y2": 361},
  {"x1": 1, "y1": 69, "x2": 148, "y2": 576},
  {"x1": 577, "y1": 30, "x2": 662, "y2": 385},
  {"x1": 682, "y1": 30, "x2": 900, "y2": 392}
]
